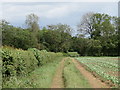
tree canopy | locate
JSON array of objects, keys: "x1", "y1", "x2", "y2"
[{"x1": 1, "y1": 13, "x2": 119, "y2": 56}]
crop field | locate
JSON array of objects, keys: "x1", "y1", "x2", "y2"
[{"x1": 76, "y1": 57, "x2": 119, "y2": 86}]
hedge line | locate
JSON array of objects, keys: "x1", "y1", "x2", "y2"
[
  {"x1": 1, "y1": 46, "x2": 63, "y2": 81},
  {"x1": 63, "y1": 52, "x2": 79, "y2": 57},
  {"x1": 28, "y1": 48, "x2": 63, "y2": 66}
]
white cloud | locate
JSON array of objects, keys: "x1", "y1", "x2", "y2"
[
  {"x1": 45, "y1": 6, "x2": 70, "y2": 18},
  {"x1": 2, "y1": 3, "x2": 80, "y2": 21},
  {"x1": 41, "y1": 5, "x2": 79, "y2": 18},
  {"x1": 1, "y1": 2, "x2": 118, "y2": 29}
]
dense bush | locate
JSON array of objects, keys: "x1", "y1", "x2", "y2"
[
  {"x1": 1, "y1": 46, "x2": 63, "y2": 82},
  {"x1": 2, "y1": 46, "x2": 38, "y2": 79},
  {"x1": 28, "y1": 48, "x2": 63, "y2": 66},
  {"x1": 67, "y1": 52, "x2": 79, "y2": 57}
]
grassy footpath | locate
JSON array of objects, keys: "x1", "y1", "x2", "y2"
[
  {"x1": 63, "y1": 58, "x2": 91, "y2": 88},
  {"x1": 3, "y1": 57, "x2": 64, "y2": 88}
]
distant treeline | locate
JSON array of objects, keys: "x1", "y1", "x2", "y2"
[{"x1": 1, "y1": 12, "x2": 119, "y2": 56}]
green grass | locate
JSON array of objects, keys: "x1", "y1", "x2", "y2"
[
  {"x1": 63, "y1": 59, "x2": 91, "y2": 88},
  {"x1": 3, "y1": 57, "x2": 64, "y2": 88}
]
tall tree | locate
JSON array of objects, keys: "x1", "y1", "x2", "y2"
[
  {"x1": 77, "y1": 13, "x2": 115, "y2": 39},
  {"x1": 47, "y1": 23, "x2": 72, "y2": 35},
  {"x1": 92, "y1": 13, "x2": 114, "y2": 39},
  {"x1": 41, "y1": 29, "x2": 71, "y2": 52},
  {"x1": 71, "y1": 37, "x2": 89, "y2": 56},
  {"x1": 77, "y1": 13, "x2": 118, "y2": 56},
  {"x1": 25, "y1": 13, "x2": 40, "y2": 48},
  {"x1": 77, "y1": 12, "x2": 94, "y2": 38},
  {"x1": 25, "y1": 13, "x2": 40, "y2": 32}
]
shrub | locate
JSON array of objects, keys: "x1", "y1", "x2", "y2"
[
  {"x1": 63, "y1": 52, "x2": 79, "y2": 57},
  {"x1": 2, "y1": 46, "x2": 63, "y2": 83},
  {"x1": 28, "y1": 48, "x2": 63, "y2": 66},
  {"x1": 68, "y1": 52, "x2": 79, "y2": 57},
  {"x1": 2, "y1": 46, "x2": 38, "y2": 79}
]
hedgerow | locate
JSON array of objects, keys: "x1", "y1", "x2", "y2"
[
  {"x1": 63, "y1": 52, "x2": 79, "y2": 57},
  {"x1": 1, "y1": 46, "x2": 63, "y2": 83},
  {"x1": 2, "y1": 46, "x2": 38, "y2": 79},
  {"x1": 27, "y1": 48, "x2": 63, "y2": 66}
]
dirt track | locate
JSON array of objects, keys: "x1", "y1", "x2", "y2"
[{"x1": 51, "y1": 57, "x2": 110, "y2": 88}]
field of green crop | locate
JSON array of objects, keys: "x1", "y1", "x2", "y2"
[{"x1": 76, "y1": 57, "x2": 119, "y2": 86}]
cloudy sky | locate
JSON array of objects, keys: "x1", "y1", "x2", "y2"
[{"x1": 1, "y1": 1, "x2": 118, "y2": 35}]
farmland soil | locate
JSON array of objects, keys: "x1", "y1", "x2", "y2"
[{"x1": 72, "y1": 58, "x2": 110, "y2": 88}]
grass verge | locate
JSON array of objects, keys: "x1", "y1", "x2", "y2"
[{"x1": 63, "y1": 58, "x2": 91, "y2": 88}]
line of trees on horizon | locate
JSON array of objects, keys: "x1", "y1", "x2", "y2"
[{"x1": 1, "y1": 12, "x2": 119, "y2": 56}]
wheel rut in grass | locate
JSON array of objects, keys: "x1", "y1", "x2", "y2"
[
  {"x1": 51, "y1": 57, "x2": 68, "y2": 88},
  {"x1": 72, "y1": 58, "x2": 110, "y2": 88}
]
